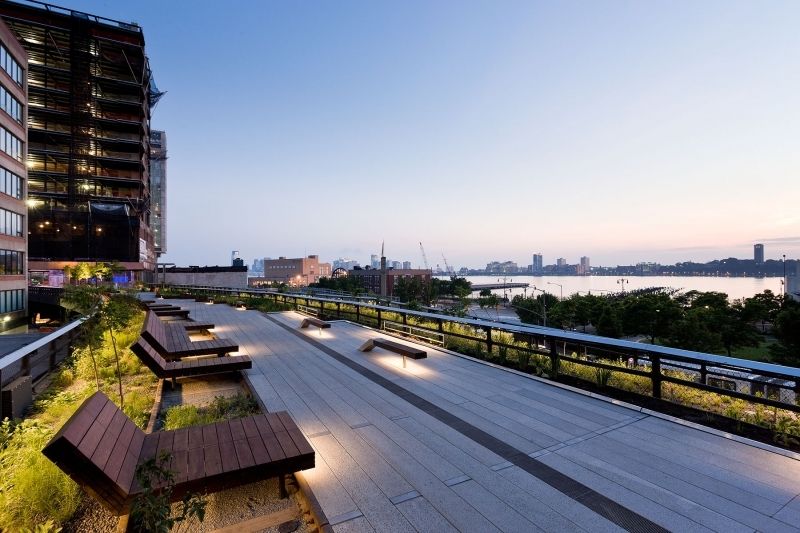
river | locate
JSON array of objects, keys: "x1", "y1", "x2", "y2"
[{"x1": 443, "y1": 275, "x2": 785, "y2": 301}]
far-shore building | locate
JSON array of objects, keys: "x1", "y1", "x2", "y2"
[
  {"x1": 578, "y1": 256, "x2": 591, "y2": 275},
  {"x1": 754, "y1": 243, "x2": 764, "y2": 265},
  {"x1": 0, "y1": 19, "x2": 27, "y2": 331},
  {"x1": 250, "y1": 255, "x2": 331, "y2": 287},
  {"x1": 532, "y1": 253, "x2": 543, "y2": 274},
  {"x1": 159, "y1": 265, "x2": 247, "y2": 288},
  {"x1": 348, "y1": 257, "x2": 431, "y2": 297}
]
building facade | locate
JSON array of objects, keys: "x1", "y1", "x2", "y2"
[
  {"x1": 150, "y1": 130, "x2": 166, "y2": 256},
  {"x1": 754, "y1": 244, "x2": 764, "y2": 265},
  {"x1": 253, "y1": 255, "x2": 331, "y2": 287},
  {"x1": 0, "y1": 1, "x2": 155, "y2": 284},
  {"x1": 160, "y1": 265, "x2": 247, "y2": 288},
  {"x1": 532, "y1": 253, "x2": 543, "y2": 274},
  {"x1": 347, "y1": 264, "x2": 431, "y2": 298},
  {"x1": 0, "y1": 19, "x2": 27, "y2": 330},
  {"x1": 578, "y1": 256, "x2": 591, "y2": 275}
]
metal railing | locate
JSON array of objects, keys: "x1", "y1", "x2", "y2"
[
  {"x1": 166, "y1": 285, "x2": 800, "y2": 414},
  {"x1": 0, "y1": 319, "x2": 84, "y2": 389},
  {"x1": 382, "y1": 320, "x2": 445, "y2": 347}
]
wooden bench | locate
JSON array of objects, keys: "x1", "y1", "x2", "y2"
[
  {"x1": 358, "y1": 338, "x2": 427, "y2": 367},
  {"x1": 153, "y1": 308, "x2": 190, "y2": 318},
  {"x1": 131, "y1": 338, "x2": 251, "y2": 383},
  {"x1": 142, "y1": 312, "x2": 238, "y2": 359},
  {"x1": 42, "y1": 391, "x2": 314, "y2": 515},
  {"x1": 170, "y1": 320, "x2": 215, "y2": 332},
  {"x1": 300, "y1": 317, "x2": 331, "y2": 334}
]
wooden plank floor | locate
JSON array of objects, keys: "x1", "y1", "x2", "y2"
[{"x1": 169, "y1": 300, "x2": 800, "y2": 533}]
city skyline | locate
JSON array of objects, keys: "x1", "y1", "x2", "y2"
[{"x1": 59, "y1": 0, "x2": 800, "y2": 268}]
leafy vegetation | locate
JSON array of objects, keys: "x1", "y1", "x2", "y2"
[
  {"x1": 0, "y1": 290, "x2": 156, "y2": 530},
  {"x1": 130, "y1": 451, "x2": 206, "y2": 533},
  {"x1": 163, "y1": 394, "x2": 259, "y2": 430}
]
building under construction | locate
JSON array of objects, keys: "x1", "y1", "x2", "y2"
[{"x1": 0, "y1": 0, "x2": 161, "y2": 282}]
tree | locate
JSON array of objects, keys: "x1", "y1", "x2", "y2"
[
  {"x1": 100, "y1": 293, "x2": 139, "y2": 407},
  {"x1": 770, "y1": 303, "x2": 800, "y2": 366},
  {"x1": 61, "y1": 285, "x2": 104, "y2": 389},
  {"x1": 743, "y1": 290, "x2": 781, "y2": 332},
  {"x1": 72, "y1": 262, "x2": 92, "y2": 284},
  {"x1": 596, "y1": 304, "x2": 623, "y2": 338}
]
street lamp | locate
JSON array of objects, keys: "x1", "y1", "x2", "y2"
[
  {"x1": 531, "y1": 285, "x2": 547, "y2": 327},
  {"x1": 617, "y1": 278, "x2": 629, "y2": 293},
  {"x1": 547, "y1": 281, "x2": 563, "y2": 300},
  {"x1": 783, "y1": 254, "x2": 787, "y2": 297}
]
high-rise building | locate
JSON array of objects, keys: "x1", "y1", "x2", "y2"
[
  {"x1": 754, "y1": 243, "x2": 764, "y2": 265},
  {"x1": 532, "y1": 253, "x2": 543, "y2": 274},
  {"x1": 0, "y1": 1, "x2": 157, "y2": 284},
  {"x1": 402, "y1": 261, "x2": 411, "y2": 269},
  {"x1": 0, "y1": 18, "x2": 27, "y2": 330},
  {"x1": 370, "y1": 254, "x2": 380, "y2": 269},
  {"x1": 578, "y1": 256, "x2": 591, "y2": 275},
  {"x1": 556, "y1": 258, "x2": 567, "y2": 267},
  {"x1": 150, "y1": 130, "x2": 166, "y2": 257}
]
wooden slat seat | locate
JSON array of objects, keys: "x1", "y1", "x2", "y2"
[
  {"x1": 359, "y1": 338, "x2": 427, "y2": 367},
  {"x1": 300, "y1": 317, "x2": 331, "y2": 330},
  {"x1": 131, "y1": 338, "x2": 251, "y2": 381},
  {"x1": 142, "y1": 312, "x2": 238, "y2": 359},
  {"x1": 170, "y1": 320, "x2": 215, "y2": 332},
  {"x1": 153, "y1": 308, "x2": 190, "y2": 318},
  {"x1": 42, "y1": 391, "x2": 315, "y2": 515}
]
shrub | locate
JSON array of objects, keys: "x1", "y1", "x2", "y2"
[
  {"x1": 0, "y1": 420, "x2": 82, "y2": 528},
  {"x1": 164, "y1": 394, "x2": 259, "y2": 430},
  {"x1": 594, "y1": 367, "x2": 613, "y2": 388}
]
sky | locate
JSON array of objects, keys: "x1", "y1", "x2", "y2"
[{"x1": 61, "y1": 0, "x2": 800, "y2": 269}]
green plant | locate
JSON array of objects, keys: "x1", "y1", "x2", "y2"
[
  {"x1": 518, "y1": 352, "x2": 531, "y2": 371},
  {"x1": 164, "y1": 394, "x2": 259, "y2": 430},
  {"x1": 130, "y1": 451, "x2": 206, "y2": 533},
  {"x1": 774, "y1": 416, "x2": 800, "y2": 447},
  {"x1": 0, "y1": 420, "x2": 82, "y2": 528},
  {"x1": 22, "y1": 520, "x2": 62, "y2": 533},
  {"x1": 594, "y1": 367, "x2": 613, "y2": 388}
]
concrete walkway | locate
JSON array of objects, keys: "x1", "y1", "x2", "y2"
[{"x1": 169, "y1": 300, "x2": 800, "y2": 533}]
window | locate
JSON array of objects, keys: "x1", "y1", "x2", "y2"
[
  {"x1": 0, "y1": 208, "x2": 23, "y2": 237},
  {"x1": 0, "y1": 45, "x2": 23, "y2": 87},
  {"x1": 0, "y1": 126, "x2": 22, "y2": 161},
  {"x1": 0, "y1": 250, "x2": 23, "y2": 275},
  {"x1": 0, "y1": 85, "x2": 21, "y2": 123},
  {"x1": 0, "y1": 166, "x2": 22, "y2": 199},
  {"x1": 0, "y1": 289, "x2": 24, "y2": 313}
]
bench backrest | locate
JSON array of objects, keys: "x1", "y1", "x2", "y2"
[
  {"x1": 141, "y1": 311, "x2": 169, "y2": 352},
  {"x1": 42, "y1": 391, "x2": 145, "y2": 511},
  {"x1": 130, "y1": 338, "x2": 168, "y2": 375}
]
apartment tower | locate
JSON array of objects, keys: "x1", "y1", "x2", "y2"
[
  {"x1": 0, "y1": 1, "x2": 156, "y2": 284},
  {"x1": 0, "y1": 18, "x2": 27, "y2": 329}
]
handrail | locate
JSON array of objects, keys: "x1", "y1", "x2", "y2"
[
  {"x1": 0, "y1": 318, "x2": 84, "y2": 371},
  {"x1": 166, "y1": 284, "x2": 800, "y2": 380}
]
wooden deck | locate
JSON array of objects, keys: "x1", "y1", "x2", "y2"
[{"x1": 167, "y1": 299, "x2": 800, "y2": 533}]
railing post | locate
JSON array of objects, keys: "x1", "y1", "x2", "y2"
[
  {"x1": 484, "y1": 326, "x2": 493, "y2": 356},
  {"x1": 22, "y1": 352, "x2": 31, "y2": 376},
  {"x1": 549, "y1": 339, "x2": 559, "y2": 377},
  {"x1": 437, "y1": 318, "x2": 443, "y2": 333},
  {"x1": 356, "y1": 304, "x2": 361, "y2": 323},
  {"x1": 699, "y1": 363, "x2": 707, "y2": 385},
  {"x1": 377, "y1": 308, "x2": 382, "y2": 328},
  {"x1": 337, "y1": 302, "x2": 341, "y2": 318},
  {"x1": 651, "y1": 353, "x2": 661, "y2": 398}
]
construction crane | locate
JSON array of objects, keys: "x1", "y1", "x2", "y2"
[
  {"x1": 419, "y1": 242, "x2": 429, "y2": 271},
  {"x1": 442, "y1": 253, "x2": 451, "y2": 274}
]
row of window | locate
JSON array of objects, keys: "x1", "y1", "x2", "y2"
[
  {"x1": 0, "y1": 126, "x2": 22, "y2": 161},
  {"x1": 0, "y1": 208, "x2": 23, "y2": 238},
  {"x1": 0, "y1": 46, "x2": 23, "y2": 87},
  {"x1": 0, "y1": 250, "x2": 23, "y2": 275},
  {"x1": 0, "y1": 166, "x2": 22, "y2": 199},
  {"x1": 0, "y1": 289, "x2": 24, "y2": 314},
  {"x1": 0, "y1": 84, "x2": 22, "y2": 123}
]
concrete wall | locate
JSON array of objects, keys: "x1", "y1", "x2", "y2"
[{"x1": 164, "y1": 271, "x2": 248, "y2": 288}]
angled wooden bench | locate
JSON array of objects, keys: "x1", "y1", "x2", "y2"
[
  {"x1": 153, "y1": 308, "x2": 190, "y2": 318},
  {"x1": 300, "y1": 317, "x2": 331, "y2": 334},
  {"x1": 171, "y1": 319, "x2": 216, "y2": 332},
  {"x1": 42, "y1": 391, "x2": 314, "y2": 515},
  {"x1": 142, "y1": 312, "x2": 238, "y2": 360},
  {"x1": 131, "y1": 338, "x2": 251, "y2": 384},
  {"x1": 359, "y1": 338, "x2": 427, "y2": 367}
]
